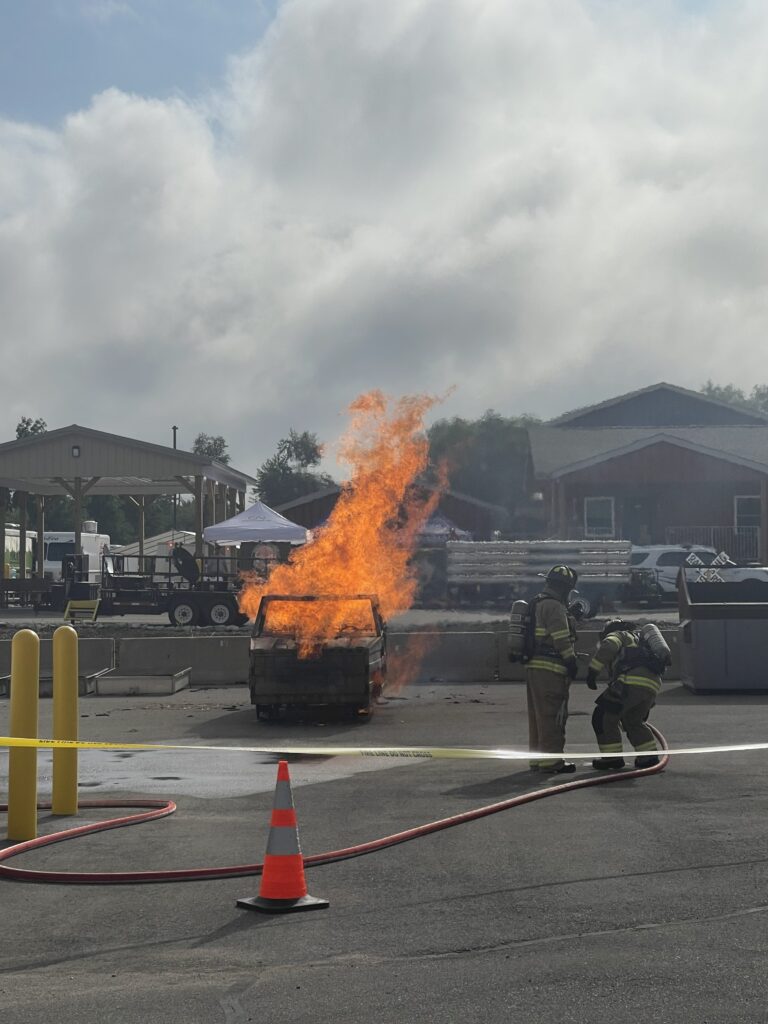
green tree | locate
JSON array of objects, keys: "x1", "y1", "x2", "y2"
[
  {"x1": 85, "y1": 495, "x2": 135, "y2": 545},
  {"x1": 192, "y1": 432, "x2": 230, "y2": 464},
  {"x1": 15, "y1": 416, "x2": 47, "y2": 438},
  {"x1": 700, "y1": 381, "x2": 768, "y2": 414},
  {"x1": 255, "y1": 429, "x2": 336, "y2": 507},
  {"x1": 427, "y1": 410, "x2": 540, "y2": 517}
]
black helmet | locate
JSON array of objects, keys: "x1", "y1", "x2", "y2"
[
  {"x1": 600, "y1": 618, "x2": 635, "y2": 639},
  {"x1": 546, "y1": 565, "x2": 578, "y2": 590}
]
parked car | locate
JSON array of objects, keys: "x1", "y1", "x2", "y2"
[{"x1": 630, "y1": 545, "x2": 768, "y2": 600}]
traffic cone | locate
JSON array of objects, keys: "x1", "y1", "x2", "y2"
[{"x1": 236, "y1": 760, "x2": 329, "y2": 914}]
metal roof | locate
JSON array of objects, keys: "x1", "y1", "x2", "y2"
[
  {"x1": 275, "y1": 484, "x2": 507, "y2": 515},
  {"x1": 529, "y1": 425, "x2": 768, "y2": 479},
  {"x1": 548, "y1": 382, "x2": 768, "y2": 427},
  {"x1": 0, "y1": 424, "x2": 257, "y2": 496}
]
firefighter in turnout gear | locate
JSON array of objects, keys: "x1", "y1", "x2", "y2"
[
  {"x1": 586, "y1": 619, "x2": 670, "y2": 770},
  {"x1": 526, "y1": 565, "x2": 580, "y2": 774}
]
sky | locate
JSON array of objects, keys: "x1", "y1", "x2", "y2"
[{"x1": 1, "y1": 0, "x2": 766, "y2": 476}]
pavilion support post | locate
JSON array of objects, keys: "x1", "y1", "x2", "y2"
[
  {"x1": 194, "y1": 475, "x2": 204, "y2": 560},
  {"x1": 237, "y1": 490, "x2": 245, "y2": 514},
  {"x1": 227, "y1": 487, "x2": 236, "y2": 518},
  {"x1": 74, "y1": 478, "x2": 82, "y2": 556},
  {"x1": 138, "y1": 497, "x2": 145, "y2": 562},
  {"x1": 548, "y1": 482, "x2": 557, "y2": 536},
  {"x1": 0, "y1": 488, "x2": 7, "y2": 604},
  {"x1": 36, "y1": 496, "x2": 45, "y2": 580},
  {"x1": 18, "y1": 492, "x2": 27, "y2": 582},
  {"x1": 761, "y1": 478, "x2": 768, "y2": 565},
  {"x1": 215, "y1": 483, "x2": 227, "y2": 524},
  {"x1": 556, "y1": 480, "x2": 567, "y2": 538}
]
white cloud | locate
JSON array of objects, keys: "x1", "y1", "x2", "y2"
[
  {"x1": 79, "y1": 1, "x2": 135, "y2": 23},
  {"x1": 2, "y1": 0, "x2": 768, "y2": 471}
]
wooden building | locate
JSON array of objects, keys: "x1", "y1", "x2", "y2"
[
  {"x1": 527, "y1": 383, "x2": 768, "y2": 561},
  {"x1": 275, "y1": 486, "x2": 506, "y2": 541}
]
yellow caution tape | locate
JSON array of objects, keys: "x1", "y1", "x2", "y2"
[{"x1": 2, "y1": 735, "x2": 768, "y2": 759}]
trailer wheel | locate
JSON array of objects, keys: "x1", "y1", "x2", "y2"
[
  {"x1": 168, "y1": 598, "x2": 200, "y2": 627},
  {"x1": 208, "y1": 600, "x2": 237, "y2": 626}
]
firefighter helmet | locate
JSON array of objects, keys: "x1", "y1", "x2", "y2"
[
  {"x1": 600, "y1": 618, "x2": 636, "y2": 639},
  {"x1": 546, "y1": 565, "x2": 578, "y2": 590}
]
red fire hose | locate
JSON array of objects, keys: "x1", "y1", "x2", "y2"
[{"x1": 0, "y1": 727, "x2": 668, "y2": 885}]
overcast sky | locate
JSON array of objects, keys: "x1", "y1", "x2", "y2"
[{"x1": 1, "y1": 0, "x2": 765, "y2": 474}]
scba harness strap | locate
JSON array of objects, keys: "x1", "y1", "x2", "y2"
[{"x1": 614, "y1": 632, "x2": 667, "y2": 679}]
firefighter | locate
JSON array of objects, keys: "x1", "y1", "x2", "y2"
[
  {"x1": 526, "y1": 564, "x2": 580, "y2": 774},
  {"x1": 586, "y1": 619, "x2": 667, "y2": 770}
]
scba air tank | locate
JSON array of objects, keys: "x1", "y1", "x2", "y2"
[
  {"x1": 639, "y1": 623, "x2": 671, "y2": 667},
  {"x1": 508, "y1": 599, "x2": 531, "y2": 662}
]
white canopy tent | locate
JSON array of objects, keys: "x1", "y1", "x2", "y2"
[{"x1": 202, "y1": 500, "x2": 307, "y2": 546}]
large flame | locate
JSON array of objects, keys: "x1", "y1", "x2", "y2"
[{"x1": 239, "y1": 391, "x2": 442, "y2": 652}]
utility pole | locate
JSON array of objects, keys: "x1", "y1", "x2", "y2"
[{"x1": 172, "y1": 426, "x2": 178, "y2": 531}]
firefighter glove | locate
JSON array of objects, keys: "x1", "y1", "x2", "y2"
[
  {"x1": 585, "y1": 668, "x2": 598, "y2": 690},
  {"x1": 564, "y1": 656, "x2": 579, "y2": 680}
]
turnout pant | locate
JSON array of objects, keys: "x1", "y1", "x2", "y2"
[
  {"x1": 592, "y1": 684, "x2": 657, "y2": 755},
  {"x1": 526, "y1": 668, "x2": 570, "y2": 768}
]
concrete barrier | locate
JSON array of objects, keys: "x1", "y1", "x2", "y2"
[
  {"x1": 387, "y1": 631, "x2": 498, "y2": 684},
  {"x1": 0, "y1": 637, "x2": 114, "y2": 676},
  {"x1": 116, "y1": 636, "x2": 250, "y2": 684},
  {"x1": 0, "y1": 628, "x2": 681, "y2": 692},
  {"x1": 95, "y1": 667, "x2": 192, "y2": 697}
]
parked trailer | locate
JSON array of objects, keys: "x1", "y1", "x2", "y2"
[
  {"x1": 96, "y1": 552, "x2": 249, "y2": 626},
  {"x1": 445, "y1": 539, "x2": 641, "y2": 615}
]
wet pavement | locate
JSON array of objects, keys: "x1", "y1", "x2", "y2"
[{"x1": 2, "y1": 680, "x2": 768, "y2": 1023}]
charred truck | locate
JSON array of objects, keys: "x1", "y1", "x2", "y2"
[{"x1": 248, "y1": 594, "x2": 387, "y2": 720}]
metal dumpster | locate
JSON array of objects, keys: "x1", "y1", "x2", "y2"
[{"x1": 678, "y1": 569, "x2": 768, "y2": 692}]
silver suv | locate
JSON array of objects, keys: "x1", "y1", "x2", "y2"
[{"x1": 631, "y1": 545, "x2": 768, "y2": 598}]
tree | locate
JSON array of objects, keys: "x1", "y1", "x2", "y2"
[
  {"x1": 15, "y1": 416, "x2": 47, "y2": 438},
  {"x1": 192, "y1": 432, "x2": 231, "y2": 464},
  {"x1": 255, "y1": 429, "x2": 336, "y2": 507},
  {"x1": 427, "y1": 410, "x2": 540, "y2": 517},
  {"x1": 700, "y1": 381, "x2": 768, "y2": 415},
  {"x1": 86, "y1": 495, "x2": 135, "y2": 545}
]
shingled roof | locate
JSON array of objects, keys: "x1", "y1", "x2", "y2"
[
  {"x1": 529, "y1": 425, "x2": 768, "y2": 479},
  {"x1": 549, "y1": 382, "x2": 768, "y2": 428}
]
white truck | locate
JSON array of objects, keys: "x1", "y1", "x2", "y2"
[{"x1": 43, "y1": 522, "x2": 111, "y2": 582}]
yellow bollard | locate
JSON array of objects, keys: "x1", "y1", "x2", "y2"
[
  {"x1": 7, "y1": 629, "x2": 40, "y2": 841},
  {"x1": 52, "y1": 625, "x2": 79, "y2": 816}
]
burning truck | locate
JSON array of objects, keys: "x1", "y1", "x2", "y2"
[
  {"x1": 240, "y1": 391, "x2": 442, "y2": 721},
  {"x1": 248, "y1": 594, "x2": 386, "y2": 720}
]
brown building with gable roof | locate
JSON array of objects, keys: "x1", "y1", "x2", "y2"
[{"x1": 527, "y1": 383, "x2": 768, "y2": 562}]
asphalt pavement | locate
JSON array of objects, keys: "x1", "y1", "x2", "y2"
[{"x1": 2, "y1": 679, "x2": 767, "y2": 1023}]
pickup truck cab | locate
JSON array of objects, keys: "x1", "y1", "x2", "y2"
[{"x1": 248, "y1": 594, "x2": 386, "y2": 720}]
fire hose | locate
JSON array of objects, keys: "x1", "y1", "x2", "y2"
[{"x1": 0, "y1": 726, "x2": 668, "y2": 885}]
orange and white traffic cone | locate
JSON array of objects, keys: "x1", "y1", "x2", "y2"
[{"x1": 237, "y1": 760, "x2": 329, "y2": 914}]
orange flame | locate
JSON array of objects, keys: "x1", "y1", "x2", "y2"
[{"x1": 239, "y1": 391, "x2": 443, "y2": 652}]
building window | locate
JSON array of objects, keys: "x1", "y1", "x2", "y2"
[
  {"x1": 734, "y1": 495, "x2": 761, "y2": 530},
  {"x1": 584, "y1": 497, "x2": 615, "y2": 538}
]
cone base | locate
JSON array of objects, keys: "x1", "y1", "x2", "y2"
[{"x1": 236, "y1": 893, "x2": 330, "y2": 914}]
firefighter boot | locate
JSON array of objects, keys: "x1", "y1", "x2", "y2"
[
  {"x1": 539, "y1": 761, "x2": 576, "y2": 774},
  {"x1": 592, "y1": 757, "x2": 626, "y2": 770},
  {"x1": 634, "y1": 754, "x2": 660, "y2": 768}
]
